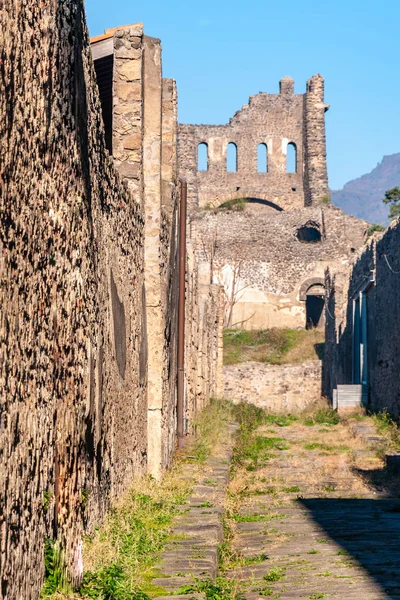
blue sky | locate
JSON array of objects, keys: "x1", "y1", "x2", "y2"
[{"x1": 85, "y1": 0, "x2": 400, "y2": 190}]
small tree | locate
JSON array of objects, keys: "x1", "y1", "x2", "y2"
[{"x1": 382, "y1": 187, "x2": 400, "y2": 220}]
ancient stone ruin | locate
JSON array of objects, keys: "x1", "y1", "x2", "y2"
[
  {"x1": 0, "y1": 10, "x2": 222, "y2": 599},
  {"x1": 178, "y1": 75, "x2": 330, "y2": 211},
  {"x1": 178, "y1": 77, "x2": 368, "y2": 331},
  {"x1": 324, "y1": 220, "x2": 400, "y2": 416},
  {"x1": 2, "y1": 0, "x2": 394, "y2": 598}
]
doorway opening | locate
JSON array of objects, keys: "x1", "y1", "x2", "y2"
[{"x1": 306, "y1": 295, "x2": 324, "y2": 329}]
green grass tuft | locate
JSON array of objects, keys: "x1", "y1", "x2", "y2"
[
  {"x1": 263, "y1": 567, "x2": 286, "y2": 582},
  {"x1": 303, "y1": 408, "x2": 340, "y2": 427},
  {"x1": 176, "y1": 576, "x2": 236, "y2": 600},
  {"x1": 372, "y1": 410, "x2": 400, "y2": 451}
]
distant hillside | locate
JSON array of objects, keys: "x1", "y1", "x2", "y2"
[{"x1": 331, "y1": 153, "x2": 400, "y2": 225}]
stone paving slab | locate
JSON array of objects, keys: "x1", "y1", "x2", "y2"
[
  {"x1": 150, "y1": 423, "x2": 237, "y2": 593},
  {"x1": 225, "y1": 419, "x2": 400, "y2": 599}
]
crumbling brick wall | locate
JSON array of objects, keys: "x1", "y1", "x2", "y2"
[
  {"x1": 178, "y1": 75, "x2": 329, "y2": 211},
  {"x1": 324, "y1": 221, "x2": 400, "y2": 417}
]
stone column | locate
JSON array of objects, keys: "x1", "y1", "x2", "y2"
[
  {"x1": 304, "y1": 74, "x2": 330, "y2": 206},
  {"x1": 142, "y1": 36, "x2": 164, "y2": 480}
]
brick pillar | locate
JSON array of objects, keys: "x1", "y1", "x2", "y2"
[{"x1": 304, "y1": 74, "x2": 330, "y2": 206}]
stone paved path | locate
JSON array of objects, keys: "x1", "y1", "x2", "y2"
[
  {"x1": 225, "y1": 418, "x2": 400, "y2": 599},
  {"x1": 152, "y1": 423, "x2": 238, "y2": 599}
]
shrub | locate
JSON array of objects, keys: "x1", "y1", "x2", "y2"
[{"x1": 367, "y1": 223, "x2": 385, "y2": 237}]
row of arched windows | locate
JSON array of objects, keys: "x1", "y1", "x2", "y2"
[{"x1": 197, "y1": 142, "x2": 297, "y2": 173}]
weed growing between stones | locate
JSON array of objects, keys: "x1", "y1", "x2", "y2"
[
  {"x1": 176, "y1": 576, "x2": 243, "y2": 600},
  {"x1": 40, "y1": 540, "x2": 73, "y2": 597},
  {"x1": 303, "y1": 442, "x2": 349, "y2": 453},
  {"x1": 372, "y1": 410, "x2": 400, "y2": 451},
  {"x1": 190, "y1": 398, "x2": 233, "y2": 462},
  {"x1": 263, "y1": 567, "x2": 286, "y2": 582},
  {"x1": 303, "y1": 407, "x2": 340, "y2": 426},
  {"x1": 40, "y1": 400, "x2": 233, "y2": 599}
]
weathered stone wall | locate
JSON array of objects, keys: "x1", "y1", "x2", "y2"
[
  {"x1": 0, "y1": 5, "x2": 147, "y2": 598},
  {"x1": 194, "y1": 204, "x2": 368, "y2": 330},
  {"x1": 304, "y1": 75, "x2": 330, "y2": 206},
  {"x1": 224, "y1": 360, "x2": 322, "y2": 413},
  {"x1": 160, "y1": 78, "x2": 180, "y2": 472},
  {"x1": 0, "y1": 9, "x2": 222, "y2": 600},
  {"x1": 324, "y1": 221, "x2": 400, "y2": 417},
  {"x1": 184, "y1": 239, "x2": 223, "y2": 429},
  {"x1": 178, "y1": 75, "x2": 329, "y2": 211},
  {"x1": 105, "y1": 28, "x2": 182, "y2": 479}
]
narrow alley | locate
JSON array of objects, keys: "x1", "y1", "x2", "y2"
[{"x1": 150, "y1": 405, "x2": 400, "y2": 600}]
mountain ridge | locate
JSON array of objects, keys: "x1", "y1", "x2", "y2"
[{"x1": 331, "y1": 153, "x2": 400, "y2": 225}]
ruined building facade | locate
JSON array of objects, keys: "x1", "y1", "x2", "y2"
[
  {"x1": 0, "y1": 8, "x2": 222, "y2": 600},
  {"x1": 324, "y1": 220, "x2": 400, "y2": 417},
  {"x1": 193, "y1": 205, "x2": 368, "y2": 330},
  {"x1": 178, "y1": 75, "x2": 330, "y2": 211},
  {"x1": 178, "y1": 77, "x2": 368, "y2": 331}
]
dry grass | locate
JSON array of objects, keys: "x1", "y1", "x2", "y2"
[
  {"x1": 223, "y1": 328, "x2": 324, "y2": 366},
  {"x1": 236, "y1": 421, "x2": 373, "y2": 499},
  {"x1": 223, "y1": 401, "x2": 382, "y2": 568}
]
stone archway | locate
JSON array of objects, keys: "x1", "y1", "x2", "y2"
[
  {"x1": 299, "y1": 278, "x2": 326, "y2": 329},
  {"x1": 200, "y1": 189, "x2": 285, "y2": 212},
  {"x1": 218, "y1": 196, "x2": 284, "y2": 212}
]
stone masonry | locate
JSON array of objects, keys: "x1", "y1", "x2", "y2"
[
  {"x1": 0, "y1": 8, "x2": 223, "y2": 600},
  {"x1": 178, "y1": 75, "x2": 330, "y2": 211},
  {"x1": 224, "y1": 360, "x2": 322, "y2": 413},
  {"x1": 194, "y1": 203, "x2": 368, "y2": 329},
  {"x1": 178, "y1": 77, "x2": 369, "y2": 331},
  {"x1": 324, "y1": 218, "x2": 400, "y2": 418}
]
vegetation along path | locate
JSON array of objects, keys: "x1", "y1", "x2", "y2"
[
  {"x1": 42, "y1": 402, "x2": 400, "y2": 599},
  {"x1": 220, "y1": 405, "x2": 400, "y2": 600}
]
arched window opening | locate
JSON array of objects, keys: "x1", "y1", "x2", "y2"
[
  {"x1": 227, "y1": 143, "x2": 238, "y2": 172},
  {"x1": 296, "y1": 222, "x2": 321, "y2": 243},
  {"x1": 198, "y1": 142, "x2": 208, "y2": 171},
  {"x1": 286, "y1": 142, "x2": 297, "y2": 173},
  {"x1": 257, "y1": 143, "x2": 268, "y2": 173}
]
